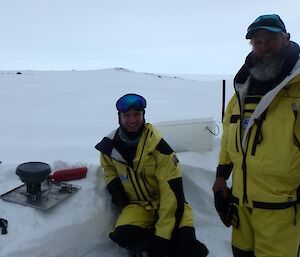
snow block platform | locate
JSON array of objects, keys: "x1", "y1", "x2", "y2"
[{"x1": 155, "y1": 117, "x2": 216, "y2": 152}]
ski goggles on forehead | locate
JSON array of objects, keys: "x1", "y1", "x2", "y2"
[{"x1": 116, "y1": 93, "x2": 147, "y2": 112}]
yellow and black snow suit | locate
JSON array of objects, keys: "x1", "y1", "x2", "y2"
[
  {"x1": 218, "y1": 56, "x2": 300, "y2": 257},
  {"x1": 95, "y1": 123, "x2": 194, "y2": 240}
]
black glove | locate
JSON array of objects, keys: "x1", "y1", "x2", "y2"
[
  {"x1": 214, "y1": 191, "x2": 239, "y2": 228},
  {"x1": 147, "y1": 236, "x2": 170, "y2": 257},
  {"x1": 107, "y1": 177, "x2": 130, "y2": 209}
]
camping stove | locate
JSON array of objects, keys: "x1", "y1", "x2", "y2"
[
  {"x1": 0, "y1": 161, "x2": 80, "y2": 211},
  {"x1": 16, "y1": 162, "x2": 51, "y2": 201}
]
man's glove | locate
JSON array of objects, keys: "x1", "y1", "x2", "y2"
[
  {"x1": 147, "y1": 236, "x2": 170, "y2": 257},
  {"x1": 107, "y1": 177, "x2": 130, "y2": 209},
  {"x1": 214, "y1": 191, "x2": 239, "y2": 228}
]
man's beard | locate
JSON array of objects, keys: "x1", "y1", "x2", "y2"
[{"x1": 249, "y1": 48, "x2": 287, "y2": 82}]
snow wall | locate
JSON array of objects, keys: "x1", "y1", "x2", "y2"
[{"x1": 0, "y1": 118, "x2": 223, "y2": 257}]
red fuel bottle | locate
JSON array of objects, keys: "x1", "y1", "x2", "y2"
[{"x1": 49, "y1": 167, "x2": 88, "y2": 182}]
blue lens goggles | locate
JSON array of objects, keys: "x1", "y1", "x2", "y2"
[{"x1": 116, "y1": 93, "x2": 147, "y2": 112}]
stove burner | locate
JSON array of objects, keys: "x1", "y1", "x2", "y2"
[{"x1": 16, "y1": 162, "x2": 51, "y2": 198}]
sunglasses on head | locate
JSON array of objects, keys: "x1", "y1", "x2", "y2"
[{"x1": 116, "y1": 93, "x2": 147, "y2": 112}]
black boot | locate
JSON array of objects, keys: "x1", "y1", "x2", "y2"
[{"x1": 169, "y1": 227, "x2": 209, "y2": 257}]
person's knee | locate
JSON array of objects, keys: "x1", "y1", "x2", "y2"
[
  {"x1": 109, "y1": 225, "x2": 151, "y2": 250},
  {"x1": 232, "y1": 245, "x2": 255, "y2": 257}
]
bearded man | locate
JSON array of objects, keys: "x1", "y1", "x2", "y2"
[{"x1": 212, "y1": 14, "x2": 300, "y2": 257}]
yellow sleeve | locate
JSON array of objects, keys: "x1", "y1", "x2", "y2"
[
  {"x1": 218, "y1": 95, "x2": 237, "y2": 165},
  {"x1": 100, "y1": 153, "x2": 118, "y2": 185}
]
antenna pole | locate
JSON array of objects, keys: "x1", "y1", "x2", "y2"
[{"x1": 222, "y1": 80, "x2": 226, "y2": 122}]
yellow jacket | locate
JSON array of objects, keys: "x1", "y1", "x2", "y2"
[
  {"x1": 218, "y1": 60, "x2": 300, "y2": 208},
  {"x1": 96, "y1": 123, "x2": 189, "y2": 239}
]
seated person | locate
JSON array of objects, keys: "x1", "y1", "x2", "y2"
[{"x1": 95, "y1": 93, "x2": 208, "y2": 257}]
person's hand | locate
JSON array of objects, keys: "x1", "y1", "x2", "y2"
[
  {"x1": 147, "y1": 236, "x2": 170, "y2": 257},
  {"x1": 212, "y1": 176, "x2": 228, "y2": 198},
  {"x1": 107, "y1": 177, "x2": 130, "y2": 209},
  {"x1": 213, "y1": 176, "x2": 239, "y2": 228},
  {"x1": 111, "y1": 189, "x2": 130, "y2": 209},
  {"x1": 214, "y1": 189, "x2": 239, "y2": 228}
]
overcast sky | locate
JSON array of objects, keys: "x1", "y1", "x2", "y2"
[{"x1": 1, "y1": 0, "x2": 299, "y2": 74}]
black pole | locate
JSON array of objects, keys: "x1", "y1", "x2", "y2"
[{"x1": 222, "y1": 79, "x2": 226, "y2": 122}]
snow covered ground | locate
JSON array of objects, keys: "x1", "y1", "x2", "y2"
[{"x1": 0, "y1": 69, "x2": 234, "y2": 257}]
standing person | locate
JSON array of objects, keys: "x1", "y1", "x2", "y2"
[
  {"x1": 95, "y1": 93, "x2": 208, "y2": 257},
  {"x1": 213, "y1": 14, "x2": 300, "y2": 257}
]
